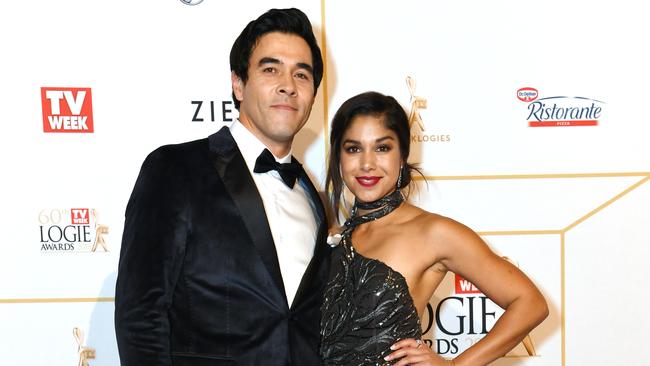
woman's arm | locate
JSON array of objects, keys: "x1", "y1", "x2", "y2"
[{"x1": 434, "y1": 217, "x2": 549, "y2": 366}]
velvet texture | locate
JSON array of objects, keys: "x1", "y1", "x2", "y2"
[{"x1": 115, "y1": 127, "x2": 330, "y2": 365}]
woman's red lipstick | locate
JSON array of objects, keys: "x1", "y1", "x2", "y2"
[{"x1": 356, "y1": 176, "x2": 381, "y2": 187}]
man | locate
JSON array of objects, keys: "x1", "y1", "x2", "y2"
[{"x1": 115, "y1": 8, "x2": 329, "y2": 365}]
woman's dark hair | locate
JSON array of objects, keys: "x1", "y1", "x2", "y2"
[
  {"x1": 230, "y1": 8, "x2": 324, "y2": 110},
  {"x1": 326, "y1": 91, "x2": 419, "y2": 220}
]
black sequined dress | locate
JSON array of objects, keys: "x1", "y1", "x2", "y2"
[{"x1": 320, "y1": 191, "x2": 422, "y2": 365}]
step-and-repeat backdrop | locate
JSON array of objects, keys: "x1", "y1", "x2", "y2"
[{"x1": 1, "y1": 1, "x2": 649, "y2": 365}]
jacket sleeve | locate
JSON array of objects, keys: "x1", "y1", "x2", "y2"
[{"x1": 114, "y1": 147, "x2": 190, "y2": 366}]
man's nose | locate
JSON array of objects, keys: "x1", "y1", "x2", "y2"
[{"x1": 278, "y1": 73, "x2": 297, "y2": 97}]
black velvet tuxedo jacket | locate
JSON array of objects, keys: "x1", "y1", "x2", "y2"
[{"x1": 115, "y1": 127, "x2": 330, "y2": 365}]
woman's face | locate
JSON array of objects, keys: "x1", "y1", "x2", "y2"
[{"x1": 339, "y1": 114, "x2": 403, "y2": 204}]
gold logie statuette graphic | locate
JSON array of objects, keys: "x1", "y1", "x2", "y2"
[
  {"x1": 406, "y1": 76, "x2": 427, "y2": 132},
  {"x1": 502, "y1": 256, "x2": 537, "y2": 357},
  {"x1": 73, "y1": 327, "x2": 96, "y2": 366},
  {"x1": 91, "y1": 209, "x2": 109, "y2": 252}
]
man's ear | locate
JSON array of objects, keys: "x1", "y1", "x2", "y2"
[{"x1": 231, "y1": 71, "x2": 244, "y2": 102}]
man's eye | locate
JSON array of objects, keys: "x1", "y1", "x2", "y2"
[
  {"x1": 295, "y1": 72, "x2": 310, "y2": 80},
  {"x1": 263, "y1": 67, "x2": 277, "y2": 73}
]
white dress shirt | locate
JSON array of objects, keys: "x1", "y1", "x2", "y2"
[{"x1": 229, "y1": 120, "x2": 318, "y2": 307}]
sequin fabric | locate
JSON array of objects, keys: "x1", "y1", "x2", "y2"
[{"x1": 320, "y1": 191, "x2": 422, "y2": 365}]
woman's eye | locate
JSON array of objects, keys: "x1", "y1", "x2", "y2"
[
  {"x1": 345, "y1": 146, "x2": 361, "y2": 153},
  {"x1": 377, "y1": 145, "x2": 391, "y2": 152}
]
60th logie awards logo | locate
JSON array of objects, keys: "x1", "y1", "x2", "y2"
[
  {"x1": 38, "y1": 208, "x2": 108, "y2": 252},
  {"x1": 421, "y1": 256, "x2": 540, "y2": 358},
  {"x1": 405, "y1": 76, "x2": 451, "y2": 143}
]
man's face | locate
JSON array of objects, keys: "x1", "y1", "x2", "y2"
[{"x1": 232, "y1": 32, "x2": 316, "y2": 155}]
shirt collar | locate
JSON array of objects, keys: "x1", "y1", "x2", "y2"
[{"x1": 229, "y1": 119, "x2": 292, "y2": 174}]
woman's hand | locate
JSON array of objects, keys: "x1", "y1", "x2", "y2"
[{"x1": 386, "y1": 338, "x2": 454, "y2": 366}]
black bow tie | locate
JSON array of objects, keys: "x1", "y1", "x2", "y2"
[{"x1": 253, "y1": 149, "x2": 302, "y2": 188}]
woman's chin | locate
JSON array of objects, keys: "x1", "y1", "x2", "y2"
[{"x1": 352, "y1": 187, "x2": 391, "y2": 203}]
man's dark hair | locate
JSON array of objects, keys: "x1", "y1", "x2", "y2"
[{"x1": 230, "y1": 8, "x2": 324, "y2": 110}]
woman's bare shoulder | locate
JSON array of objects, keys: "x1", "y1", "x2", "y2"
[{"x1": 401, "y1": 204, "x2": 470, "y2": 238}]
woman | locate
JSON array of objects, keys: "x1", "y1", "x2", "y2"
[{"x1": 320, "y1": 92, "x2": 548, "y2": 365}]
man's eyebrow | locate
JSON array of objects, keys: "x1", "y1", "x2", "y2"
[
  {"x1": 296, "y1": 62, "x2": 313, "y2": 74},
  {"x1": 258, "y1": 57, "x2": 281, "y2": 66},
  {"x1": 257, "y1": 57, "x2": 313, "y2": 74}
]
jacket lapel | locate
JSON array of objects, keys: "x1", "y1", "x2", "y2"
[{"x1": 208, "y1": 127, "x2": 287, "y2": 305}]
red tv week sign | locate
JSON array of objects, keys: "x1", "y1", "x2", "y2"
[
  {"x1": 71, "y1": 208, "x2": 90, "y2": 225},
  {"x1": 41, "y1": 87, "x2": 94, "y2": 133},
  {"x1": 455, "y1": 274, "x2": 481, "y2": 294}
]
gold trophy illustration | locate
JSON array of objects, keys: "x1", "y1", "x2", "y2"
[
  {"x1": 91, "y1": 209, "x2": 109, "y2": 252},
  {"x1": 503, "y1": 256, "x2": 538, "y2": 356},
  {"x1": 73, "y1": 327, "x2": 96, "y2": 366},
  {"x1": 406, "y1": 76, "x2": 427, "y2": 131}
]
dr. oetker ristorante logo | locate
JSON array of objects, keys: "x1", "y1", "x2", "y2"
[{"x1": 518, "y1": 87, "x2": 605, "y2": 127}]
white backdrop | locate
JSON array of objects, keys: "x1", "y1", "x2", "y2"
[{"x1": 1, "y1": 1, "x2": 649, "y2": 365}]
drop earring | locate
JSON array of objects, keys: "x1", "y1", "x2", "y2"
[{"x1": 396, "y1": 165, "x2": 403, "y2": 190}]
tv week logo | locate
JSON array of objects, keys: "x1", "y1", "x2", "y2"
[
  {"x1": 41, "y1": 87, "x2": 94, "y2": 133},
  {"x1": 454, "y1": 274, "x2": 481, "y2": 294},
  {"x1": 71, "y1": 208, "x2": 90, "y2": 224}
]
